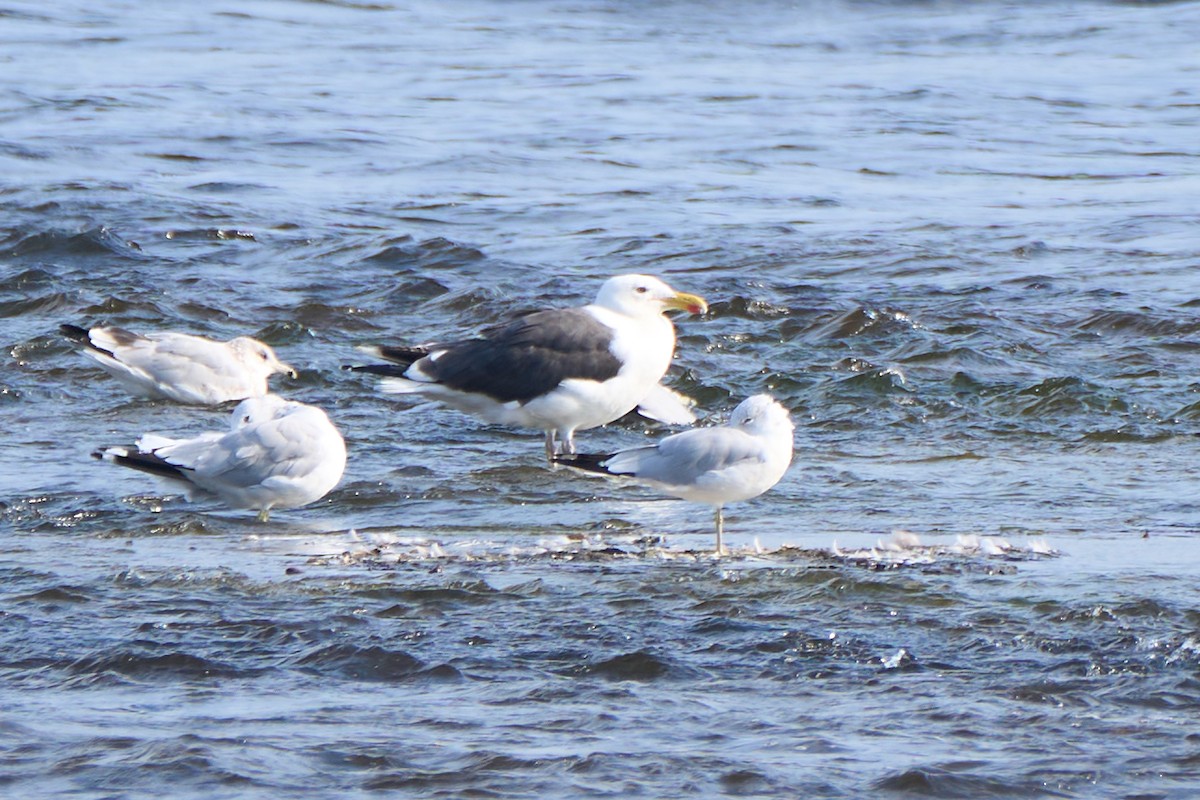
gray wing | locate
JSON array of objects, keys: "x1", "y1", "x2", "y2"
[
  {"x1": 126, "y1": 334, "x2": 245, "y2": 386},
  {"x1": 605, "y1": 427, "x2": 766, "y2": 486},
  {"x1": 152, "y1": 418, "x2": 306, "y2": 489}
]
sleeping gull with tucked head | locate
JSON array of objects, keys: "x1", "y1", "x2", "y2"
[
  {"x1": 346, "y1": 274, "x2": 707, "y2": 459},
  {"x1": 555, "y1": 394, "x2": 794, "y2": 555},
  {"x1": 93, "y1": 394, "x2": 346, "y2": 521},
  {"x1": 61, "y1": 323, "x2": 296, "y2": 405}
]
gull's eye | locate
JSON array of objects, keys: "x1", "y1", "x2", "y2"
[
  {"x1": 242, "y1": 414, "x2": 252, "y2": 424},
  {"x1": 635, "y1": 286, "x2": 648, "y2": 294},
  {"x1": 259, "y1": 350, "x2": 270, "y2": 361}
]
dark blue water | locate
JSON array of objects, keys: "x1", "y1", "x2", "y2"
[{"x1": 5, "y1": 1, "x2": 1200, "y2": 797}]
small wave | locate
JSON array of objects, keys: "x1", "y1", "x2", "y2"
[
  {"x1": 808, "y1": 307, "x2": 922, "y2": 340},
  {"x1": 109, "y1": 565, "x2": 260, "y2": 590},
  {"x1": 0, "y1": 8, "x2": 52, "y2": 21},
  {"x1": 573, "y1": 649, "x2": 683, "y2": 682},
  {"x1": 0, "y1": 267, "x2": 56, "y2": 293},
  {"x1": 0, "y1": 141, "x2": 49, "y2": 160},
  {"x1": 827, "y1": 365, "x2": 911, "y2": 397},
  {"x1": 0, "y1": 494, "x2": 104, "y2": 531},
  {"x1": 3, "y1": 226, "x2": 146, "y2": 261},
  {"x1": 758, "y1": 628, "x2": 879, "y2": 666},
  {"x1": 281, "y1": 301, "x2": 379, "y2": 332},
  {"x1": 94, "y1": 514, "x2": 223, "y2": 538},
  {"x1": 148, "y1": 152, "x2": 205, "y2": 162},
  {"x1": 380, "y1": 276, "x2": 452, "y2": 305},
  {"x1": 1076, "y1": 310, "x2": 1200, "y2": 337},
  {"x1": 707, "y1": 295, "x2": 791, "y2": 320},
  {"x1": 1011, "y1": 240, "x2": 1050, "y2": 258},
  {"x1": 60, "y1": 735, "x2": 256, "y2": 787},
  {"x1": 295, "y1": 643, "x2": 459, "y2": 682},
  {"x1": 428, "y1": 287, "x2": 512, "y2": 317},
  {"x1": 1079, "y1": 428, "x2": 1173, "y2": 444},
  {"x1": 1007, "y1": 376, "x2": 1126, "y2": 417},
  {"x1": 718, "y1": 769, "x2": 778, "y2": 795},
  {"x1": 186, "y1": 182, "x2": 271, "y2": 193},
  {"x1": 163, "y1": 228, "x2": 256, "y2": 242},
  {"x1": 873, "y1": 765, "x2": 1047, "y2": 798},
  {"x1": 898, "y1": 346, "x2": 1013, "y2": 371},
  {"x1": 366, "y1": 579, "x2": 526, "y2": 607},
  {"x1": 79, "y1": 295, "x2": 169, "y2": 319},
  {"x1": 361, "y1": 237, "x2": 484, "y2": 270},
  {"x1": 360, "y1": 750, "x2": 579, "y2": 793},
  {"x1": 1170, "y1": 400, "x2": 1200, "y2": 420},
  {"x1": 0, "y1": 293, "x2": 75, "y2": 318},
  {"x1": 66, "y1": 650, "x2": 243, "y2": 682},
  {"x1": 11, "y1": 586, "x2": 92, "y2": 605},
  {"x1": 828, "y1": 531, "x2": 1057, "y2": 570}
]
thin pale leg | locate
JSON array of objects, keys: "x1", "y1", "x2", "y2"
[
  {"x1": 546, "y1": 430, "x2": 576, "y2": 463},
  {"x1": 256, "y1": 507, "x2": 271, "y2": 523},
  {"x1": 714, "y1": 506, "x2": 725, "y2": 556}
]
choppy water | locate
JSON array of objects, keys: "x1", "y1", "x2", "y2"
[{"x1": 4, "y1": 0, "x2": 1200, "y2": 796}]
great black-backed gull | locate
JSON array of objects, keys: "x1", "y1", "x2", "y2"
[{"x1": 347, "y1": 274, "x2": 707, "y2": 458}]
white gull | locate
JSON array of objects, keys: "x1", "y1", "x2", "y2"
[
  {"x1": 61, "y1": 323, "x2": 296, "y2": 405},
  {"x1": 556, "y1": 394, "x2": 794, "y2": 554},
  {"x1": 94, "y1": 394, "x2": 346, "y2": 521}
]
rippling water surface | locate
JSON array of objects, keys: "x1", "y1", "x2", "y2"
[{"x1": 5, "y1": 1, "x2": 1200, "y2": 797}]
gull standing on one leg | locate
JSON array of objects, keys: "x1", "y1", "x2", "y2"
[{"x1": 555, "y1": 394, "x2": 794, "y2": 555}]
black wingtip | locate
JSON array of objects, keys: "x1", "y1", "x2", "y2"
[
  {"x1": 62, "y1": 323, "x2": 122, "y2": 358},
  {"x1": 344, "y1": 363, "x2": 411, "y2": 378},
  {"x1": 375, "y1": 345, "x2": 429, "y2": 366},
  {"x1": 551, "y1": 452, "x2": 616, "y2": 474},
  {"x1": 60, "y1": 323, "x2": 90, "y2": 343},
  {"x1": 96, "y1": 446, "x2": 192, "y2": 482},
  {"x1": 343, "y1": 346, "x2": 427, "y2": 374}
]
